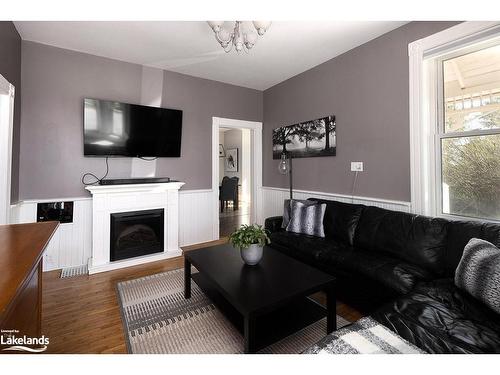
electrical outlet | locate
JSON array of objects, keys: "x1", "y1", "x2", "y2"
[{"x1": 351, "y1": 162, "x2": 364, "y2": 172}]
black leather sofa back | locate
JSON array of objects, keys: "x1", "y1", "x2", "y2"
[
  {"x1": 307, "y1": 198, "x2": 364, "y2": 246},
  {"x1": 444, "y1": 220, "x2": 500, "y2": 277},
  {"x1": 353, "y1": 206, "x2": 449, "y2": 276},
  {"x1": 267, "y1": 197, "x2": 500, "y2": 279}
]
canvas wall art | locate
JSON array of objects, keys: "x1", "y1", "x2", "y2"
[
  {"x1": 225, "y1": 148, "x2": 238, "y2": 172},
  {"x1": 272, "y1": 115, "x2": 336, "y2": 159}
]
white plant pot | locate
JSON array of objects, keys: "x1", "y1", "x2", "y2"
[{"x1": 240, "y1": 244, "x2": 264, "y2": 266}]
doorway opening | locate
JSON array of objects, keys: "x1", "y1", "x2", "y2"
[
  {"x1": 218, "y1": 127, "x2": 252, "y2": 237},
  {"x1": 212, "y1": 117, "x2": 263, "y2": 240}
]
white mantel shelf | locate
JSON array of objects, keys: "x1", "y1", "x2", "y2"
[
  {"x1": 85, "y1": 181, "x2": 185, "y2": 194},
  {"x1": 85, "y1": 181, "x2": 185, "y2": 274}
]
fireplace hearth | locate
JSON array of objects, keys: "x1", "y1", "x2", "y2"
[{"x1": 110, "y1": 209, "x2": 164, "y2": 261}]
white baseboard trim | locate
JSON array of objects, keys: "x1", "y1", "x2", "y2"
[{"x1": 88, "y1": 249, "x2": 182, "y2": 275}]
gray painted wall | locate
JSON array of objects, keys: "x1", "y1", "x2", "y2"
[
  {"x1": 19, "y1": 41, "x2": 262, "y2": 199},
  {"x1": 222, "y1": 129, "x2": 242, "y2": 181},
  {"x1": 263, "y1": 21, "x2": 460, "y2": 202},
  {"x1": 17, "y1": 21, "x2": 462, "y2": 202},
  {"x1": 0, "y1": 21, "x2": 21, "y2": 203}
]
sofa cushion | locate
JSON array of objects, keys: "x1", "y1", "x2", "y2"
[
  {"x1": 269, "y1": 230, "x2": 347, "y2": 267},
  {"x1": 307, "y1": 198, "x2": 364, "y2": 246},
  {"x1": 444, "y1": 220, "x2": 500, "y2": 277},
  {"x1": 269, "y1": 230, "x2": 432, "y2": 296},
  {"x1": 372, "y1": 279, "x2": 500, "y2": 353},
  {"x1": 353, "y1": 206, "x2": 448, "y2": 275},
  {"x1": 320, "y1": 248, "x2": 433, "y2": 295},
  {"x1": 455, "y1": 238, "x2": 500, "y2": 314}
]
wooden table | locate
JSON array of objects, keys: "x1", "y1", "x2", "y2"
[
  {"x1": 184, "y1": 244, "x2": 336, "y2": 353},
  {"x1": 0, "y1": 222, "x2": 58, "y2": 350}
]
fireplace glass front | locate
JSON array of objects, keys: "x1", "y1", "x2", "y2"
[{"x1": 110, "y1": 209, "x2": 164, "y2": 261}]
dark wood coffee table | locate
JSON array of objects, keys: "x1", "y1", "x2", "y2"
[{"x1": 184, "y1": 244, "x2": 336, "y2": 353}]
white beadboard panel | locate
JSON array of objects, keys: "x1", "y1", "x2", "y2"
[
  {"x1": 9, "y1": 202, "x2": 21, "y2": 223},
  {"x1": 262, "y1": 187, "x2": 412, "y2": 220},
  {"x1": 179, "y1": 189, "x2": 215, "y2": 247},
  {"x1": 10, "y1": 189, "x2": 216, "y2": 271},
  {"x1": 9, "y1": 198, "x2": 93, "y2": 272}
]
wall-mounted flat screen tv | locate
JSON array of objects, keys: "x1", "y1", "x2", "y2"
[{"x1": 83, "y1": 98, "x2": 182, "y2": 157}]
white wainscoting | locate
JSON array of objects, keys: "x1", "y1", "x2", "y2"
[
  {"x1": 9, "y1": 187, "x2": 411, "y2": 272},
  {"x1": 10, "y1": 197, "x2": 92, "y2": 272},
  {"x1": 179, "y1": 189, "x2": 215, "y2": 247},
  {"x1": 10, "y1": 189, "x2": 217, "y2": 272},
  {"x1": 262, "y1": 187, "x2": 412, "y2": 220}
]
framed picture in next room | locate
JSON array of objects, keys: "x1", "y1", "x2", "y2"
[
  {"x1": 225, "y1": 148, "x2": 238, "y2": 172},
  {"x1": 272, "y1": 115, "x2": 336, "y2": 159}
]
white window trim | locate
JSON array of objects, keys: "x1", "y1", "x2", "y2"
[
  {"x1": 0, "y1": 74, "x2": 15, "y2": 224},
  {"x1": 409, "y1": 21, "x2": 500, "y2": 219}
]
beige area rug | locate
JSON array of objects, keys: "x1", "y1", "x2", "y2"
[{"x1": 116, "y1": 268, "x2": 350, "y2": 354}]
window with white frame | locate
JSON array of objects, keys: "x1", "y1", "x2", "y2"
[{"x1": 437, "y1": 43, "x2": 500, "y2": 221}]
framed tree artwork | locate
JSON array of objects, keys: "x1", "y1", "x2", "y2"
[
  {"x1": 225, "y1": 148, "x2": 238, "y2": 172},
  {"x1": 272, "y1": 115, "x2": 336, "y2": 159}
]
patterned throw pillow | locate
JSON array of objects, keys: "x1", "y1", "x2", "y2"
[
  {"x1": 455, "y1": 238, "x2": 500, "y2": 314},
  {"x1": 281, "y1": 199, "x2": 318, "y2": 229},
  {"x1": 285, "y1": 200, "x2": 326, "y2": 238}
]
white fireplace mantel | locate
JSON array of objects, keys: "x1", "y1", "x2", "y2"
[{"x1": 85, "y1": 182, "x2": 185, "y2": 274}]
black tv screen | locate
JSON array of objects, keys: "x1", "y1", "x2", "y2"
[{"x1": 83, "y1": 98, "x2": 182, "y2": 157}]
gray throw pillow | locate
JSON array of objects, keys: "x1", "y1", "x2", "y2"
[
  {"x1": 281, "y1": 199, "x2": 318, "y2": 229},
  {"x1": 455, "y1": 238, "x2": 500, "y2": 314},
  {"x1": 285, "y1": 200, "x2": 326, "y2": 238}
]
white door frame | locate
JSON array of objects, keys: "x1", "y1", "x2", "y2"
[
  {"x1": 212, "y1": 117, "x2": 263, "y2": 239},
  {"x1": 0, "y1": 74, "x2": 15, "y2": 224}
]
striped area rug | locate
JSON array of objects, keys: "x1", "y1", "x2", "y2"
[{"x1": 116, "y1": 268, "x2": 350, "y2": 354}]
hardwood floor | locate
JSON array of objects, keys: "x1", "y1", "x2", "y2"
[
  {"x1": 219, "y1": 199, "x2": 251, "y2": 237},
  {"x1": 42, "y1": 239, "x2": 363, "y2": 354}
]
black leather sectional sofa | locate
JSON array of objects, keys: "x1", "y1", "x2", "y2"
[{"x1": 264, "y1": 198, "x2": 500, "y2": 353}]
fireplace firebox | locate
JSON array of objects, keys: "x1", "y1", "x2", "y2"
[{"x1": 110, "y1": 209, "x2": 164, "y2": 261}]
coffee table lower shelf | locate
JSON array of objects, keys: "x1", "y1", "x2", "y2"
[{"x1": 191, "y1": 272, "x2": 329, "y2": 353}]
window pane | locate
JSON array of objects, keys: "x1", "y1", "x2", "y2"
[
  {"x1": 443, "y1": 44, "x2": 500, "y2": 133},
  {"x1": 441, "y1": 134, "x2": 500, "y2": 221}
]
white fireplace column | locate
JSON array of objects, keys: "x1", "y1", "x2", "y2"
[{"x1": 85, "y1": 182, "x2": 185, "y2": 274}]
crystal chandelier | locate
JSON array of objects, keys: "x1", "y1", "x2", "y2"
[{"x1": 207, "y1": 21, "x2": 271, "y2": 53}]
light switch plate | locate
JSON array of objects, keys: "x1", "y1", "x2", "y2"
[{"x1": 351, "y1": 162, "x2": 364, "y2": 172}]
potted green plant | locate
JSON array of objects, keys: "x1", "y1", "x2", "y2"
[{"x1": 229, "y1": 224, "x2": 271, "y2": 266}]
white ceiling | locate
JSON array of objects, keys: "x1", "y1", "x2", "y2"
[{"x1": 14, "y1": 21, "x2": 407, "y2": 90}]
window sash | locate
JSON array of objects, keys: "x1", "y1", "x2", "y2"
[{"x1": 435, "y1": 45, "x2": 500, "y2": 222}]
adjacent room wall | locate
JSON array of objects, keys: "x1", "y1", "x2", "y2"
[
  {"x1": 0, "y1": 21, "x2": 21, "y2": 203},
  {"x1": 19, "y1": 41, "x2": 263, "y2": 200},
  {"x1": 263, "y1": 21, "x2": 460, "y2": 202}
]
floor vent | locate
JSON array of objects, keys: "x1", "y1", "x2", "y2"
[{"x1": 60, "y1": 264, "x2": 88, "y2": 279}]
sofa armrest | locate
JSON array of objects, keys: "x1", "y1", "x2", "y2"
[{"x1": 265, "y1": 216, "x2": 283, "y2": 233}]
